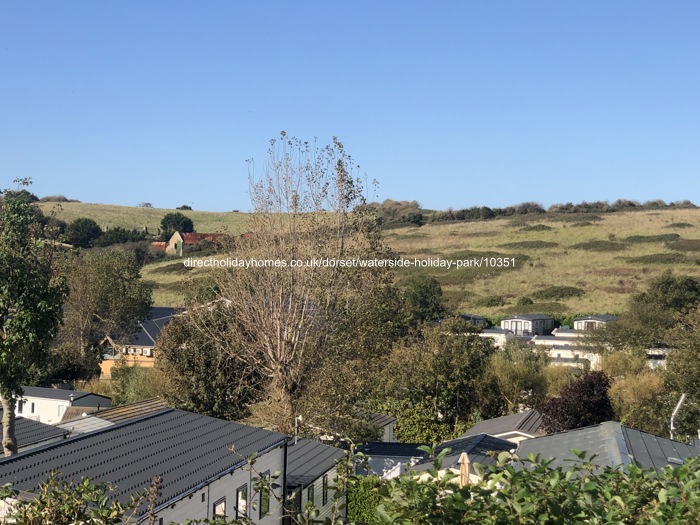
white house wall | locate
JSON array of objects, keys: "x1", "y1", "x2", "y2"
[{"x1": 16, "y1": 396, "x2": 69, "y2": 424}]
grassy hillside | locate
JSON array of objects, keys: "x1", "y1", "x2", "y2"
[
  {"x1": 48, "y1": 203, "x2": 700, "y2": 314},
  {"x1": 38, "y1": 202, "x2": 247, "y2": 235},
  {"x1": 386, "y1": 208, "x2": 700, "y2": 318}
]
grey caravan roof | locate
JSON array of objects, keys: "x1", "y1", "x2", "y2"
[
  {"x1": 0, "y1": 408, "x2": 287, "y2": 519},
  {"x1": 287, "y1": 438, "x2": 347, "y2": 489},
  {"x1": 517, "y1": 421, "x2": 700, "y2": 471}
]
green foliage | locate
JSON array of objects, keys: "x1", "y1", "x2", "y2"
[
  {"x1": 541, "y1": 371, "x2": 613, "y2": 433},
  {"x1": 515, "y1": 296, "x2": 533, "y2": 306},
  {"x1": 64, "y1": 217, "x2": 103, "y2": 247},
  {"x1": 474, "y1": 295, "x2": 505, "y2": 307},
  {"x1": 624, "y1": 233, "x2": 681, "y2": 243},
  {"x1": 110, "y1": 362, "x2": 165, "y2": 405},
  {"x1": 93, "y1": 226, "x2": 148, "y2": 247},
  {"x1": 519, "y1": 223, "x2": 552, "y2": 232},
  {"x1": 55, "y1": 250, "x2": 153, "y2": 380},
  {"x1": 531, "y1": 285, "x2": 585, "y2": 300},
  {"x1": 1, "y1": 471, "x2": 141, "y2": 524},
  {"x1": 487, "y1": 341, "x2": 549, "y2": 413},
  {"x1": 375, "y1": 447, "x2": 700, "y2": 525},
  {"x1": 625, "y1": 253, "x2": 688, "y2": 264},
  {"x1": 347, "y1": 475, "x2": 382, "y2": 523},
  {"x1": 571, "y1": 240, "x2": 628, "y2": 251},
  {"x1": 156, "y1": 308, "x2": 264, "y2": 421},
  {"x1": 665, "y1": 222, "x2": 694, "y2": 229},
  {"x1": 635, "y1": 271, "x2": 700, "y2": 312},
  {"x1": 588, "y1": 273, "x2": 700, "y2": 354},
  {"x1": 177, "y1": 204, "x2": 193, "y2": 210},
  {"x1": 363, "y1": 200, "x2": 424, "y2": 228},
  {"x1": 0, "y1": 181, "x2": 67, "y2": 455},
  {"x1": 377, "y1": 320, "x2": 497, "y2": 443},
  {"x1": 667, "y1": 239, "x2": 700, "y2": 251},
  {"x1": 403, "y1": 275, "x2": 445, "y2": 324},
  {"x1": 499, "y1": 240, "x2": 558, "y2": 249},
  {"x1": 500, "y1": 302, "x2": 567, "y2": 315},
  {"x1": 160, "y1": 211, "x2": 194, "y2": 239}
]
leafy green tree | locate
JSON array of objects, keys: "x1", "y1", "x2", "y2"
[
  {"x1": 587, "y1": 271, "x2": 700, "y2": 352},
  {"x1": 156, "y1": 306, "x2": 264, "y2": 421},
  {"x1": 110, "y1": 361, "x2": 166, "y2": 406},
  {"x1": 541, "y1": 371, "x2": 614, "y2": 433},
  {"x1": 160, "y1": 211, "x2": 194, "y2": 239},
  {"x1": 403, "y1": 275, "x2": 445, "y2": 324},
  {"x1": 297, "y1": 283, "x2": 408, "y2": 442},
  {"x1": 64, "y1": 217, "x2": 103, "y2": 248},
  {"x1": 0, "y1": 183, "x2": 67, "y2": 456},
  {"x1": 54, "y1": 250, "x2": 152, "y2": 380},
  {"x1": 378, "y1": 319, "x2": 497, "y2": 442},
  {"x1": 93, "y1": 227, "x2": 147, "y2": 247},
  {"x1": 662, "y1": 306, "x2": 700, "y2": 439},
  {"x1": 486, "y1": 340, "x2": 549, "y2": 414}
]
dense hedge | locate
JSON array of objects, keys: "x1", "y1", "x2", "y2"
[
  {"x1": 375, "y1": 447, "x2": 700, "y2": 524},
  {"x1": 347, "y1": 475, "x2": 382, "y2": 523}
]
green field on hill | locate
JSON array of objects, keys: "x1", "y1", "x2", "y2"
[
  {"x1": 38, "y1": 202, "x2": 247, "y2": 235},
  {"x1": 47, "y1": 203, "x2": 700, "y2": 316}
]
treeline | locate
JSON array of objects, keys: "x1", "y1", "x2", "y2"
[{"x1": 366, "y1": 198, "x2": 698, "y2": 227}]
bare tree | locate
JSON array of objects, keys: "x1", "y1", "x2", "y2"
[{"x1": 184, "y1": 133, "x2": 391, "y2": 433}]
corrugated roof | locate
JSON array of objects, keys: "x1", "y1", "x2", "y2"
[
  {"x1": 516, "y1": 421, "x2": 700, "y2": 471},
  {"x1": 61, "y1": 406, "x2": 100, "y2": 422},
  {"x1": 461, "y1": 410, "x2": 543, "y2": 439},
  {"x1": 413, "y1": 434, "x2": 514, "y2": 473},
  {"x1": 0, "y1": 413, "x2": 69, "y2": 449},
  {"x1": 90, "y1": 398, "x2": 168, "y2": 424},
  {"x1": 369, "y1": 413, "x2": 396, "y2": 428},
  {"x1": 356, "y1": 442, "x2": 427, "y2": 458},
  {"x1": 286, "y1": 439, "x2": 347, "y2": 489},
  {"x1": 56, "y1": 415, "x2": 114, "y2": 435},
  {"x1": 0, "y1": 408, "x2": 287, "y2": 517},
  {"x1": 20, "y1": 386, "x2": 107, "y2": 402},
  {"x1": 128, "y1": 307, "x2": 180, "y2": 347},
  {"x1": 501, "y1": 314, "x2": 555, "y2": 321},
  {"x1": 59, "y1": 399, "x2": 171, "y2": 434},
  {"x1": 574, "y1": 315, "x2": 618, "y2": 322}
]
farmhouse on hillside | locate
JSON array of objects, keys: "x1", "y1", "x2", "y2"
[{"x1": 166, "y1": 231, "x2": 228, "y2": 256}]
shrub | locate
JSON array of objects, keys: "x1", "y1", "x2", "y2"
[
  {"x1": 665, "y1": 222, "x2": 694, "y2": 229},
  {"x1": 667, "y1": 239, "x2": 700, "y2": 252},
  {"x1": 519, "y1": 224, "x2": 552, "y2": 232},
  {"x1": 532, "y1": 286, "x2": 585, "y2": 300},
  {"x1": 347, "y1": 475, "x2": 382, "y2": 523},
  {"x1": 64, "y1": 217, "x2": 103, "y2": 248},
  {"x1": 39, "y1": 194, "x2": 81, "y2": 202},
  {"x1": 376, "y1": 447, "x2": 700, "y2": 525},
  {"x1": 499, "y1": 241, "x2": 558, "y2": 249},
  {"x1": 516, "y1": 296, "x2": 534, "y2": 306},
  {"x1": 625, "y1": 253, "x2": 688, "y2": 264},
  {"x1": 571, "y1": 240, "x2": 627, "y2": 252},
  {"x1": 474, "y1": 295, "x2": 506, "y2": 307},
  {"x1": 624, "y1": 233, "x2": 680, "y2": 243}
]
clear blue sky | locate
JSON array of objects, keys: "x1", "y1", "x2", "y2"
[{"x1": 2, "y1": 1, "x2": 698, "y2": 212}]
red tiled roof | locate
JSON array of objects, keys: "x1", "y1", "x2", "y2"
[{"x1": 181, "y1": 233, "x2": 226, "y2": 244}]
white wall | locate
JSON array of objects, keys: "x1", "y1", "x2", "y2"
[{"x1": 16, "y1": 396, "x2": 68, "y2": 424}]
